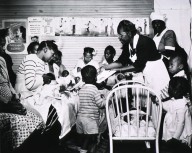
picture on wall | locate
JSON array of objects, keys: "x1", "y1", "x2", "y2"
[
  {"x1": 28, "y1": 17, "x2": 149, "y2": 38},
  {"x1": 2, "y1": 19, "x2": 27, "y2": 54}
]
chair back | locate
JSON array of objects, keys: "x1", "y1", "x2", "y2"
[{"x1": 106, "y1": 84, "x2": 162, "y2": 153}]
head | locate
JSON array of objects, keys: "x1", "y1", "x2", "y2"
[
  {"x1": 49, "y1": 50, "x2": 62, "y2": 66},
  {"x1": 27, "y1": 42, "x2": 39, "y2": 54},
  {"x1": 152, "y1": 20, "x2": 166, "y2": 35},
  {"x1": 81, "y1": 65, "x2": 97, "y2": 84},
  {"x1": 168, "y1": 77, "x2": 189, "y2": 99},
  {"x1": 104, "y1": 45, "x2": 116, "y2": 63},
  {"x1": 0, "y1": 28, "x2": 10, "y2": 53},
  {"x1": 83, "y1": 47, "x2": 94, "y2": 64},
  {"x1": 31, "y1": 36, "x2": 39, "y2": 42},
  {"x1": 150, "y1": 12, "x2": 166, "y2": 35},
  {"x1": 168, "y1": 52, "x2": 186, "y2": 75},
  {"x1": 117, "y1": 20, "x2": 137, "y2": 45},
  {"x1": 37, "y1": 40, "x2": 58, "y2": 62},
  {"x1": 61, "y1": 70, "x2": 69, "y2": 77},
  {"x1": 46, "y1": 73, "x2": 56, "y2": 81}
]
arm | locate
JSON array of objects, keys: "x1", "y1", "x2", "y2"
[
  {"x1": 173, "y1": 109, "x2": 185, "y2": 139},
  {"x1": 160, "y1": 30, "x2": 176, "y2": 58},
  {"x1": 95, "y1": 92, "x2": 105, "y2": 109},
  {"x1": 104, "y1": 62, "x2": 123, "y2": 70},
  {"x1": 105, "y1": 45, "x2": 131, "y2": 70},
  {"x1": 23, "y1": 59, "x2": 44, "y2": 91}
]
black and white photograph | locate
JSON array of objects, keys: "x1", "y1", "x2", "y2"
[{"x1": 0, "y1": 0, "x2": 192, "y2": 153}]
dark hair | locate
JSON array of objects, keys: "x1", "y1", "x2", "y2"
[
  {"x1": 46, "y1": 73, "x2": 56, "y2": 81},
  {"x1": 0, "y1": 28, "x2": 9, "y2": 38},
  {"x1": 31, "y1": 36, "x2": 39, "y2": 40},
  {"x1": 56, "y1": 50, "x2": 62, "y2": 57},
  {"x1": 27, "y1": 42, "x2": 39, "y2": 54},
  {"x1": 117, "y1": 20, "x2": 137, "y2": 35},
  {"x1": 104, "y1": 45, "x2": 116, "y2": 55},
  {"x1": 61, "y1": 70, "x2": 69, "y2": 77},
  {"x1": 83, "y1": 47, "x2": 94, "y2": 56},
  {"x1": 0, "y1": 36, "x2": 6, "y2": 49},
  {"x1": 81, "y1": 65, "x2": 97, "y2": 84},
  {"x1": 38, "y1": 40, "x2": 58, "y2": 53},
  {"x1": 168, "y1": 77, "x2": 189, "y2": 99},
  {"x1": 49, "y1": 50, "x2": 62, "y2": 65}
]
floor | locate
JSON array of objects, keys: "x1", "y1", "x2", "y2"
[
  {"x1": 13, "y1": 125, "x2": 191, "y2": 153},
  {"x1": 57, "y1": 126, "x2": 188, "y2": 153}
]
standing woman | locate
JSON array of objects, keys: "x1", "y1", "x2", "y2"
[
  {"x1": 104, "y1": 20, "x2": 170, "y2": 95},
  {"x1": 150, "y1": 12, "x2": 176, "y2": 58},
  {"x1": 150, "y1": 12, "x2": 186, "y2": 70},
  {"x1": 150, "y1": 12, "x2": 189, "y2": 76}
]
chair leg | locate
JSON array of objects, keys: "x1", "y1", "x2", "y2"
[
  {"x1": 155, "y1": 139, "x2": 159, "y2": 153},
  {"x1": 109, "y1": 139, "x2": 113, "y2": 153},
  {"x1": 145, "y1": 141, "x2": 151, "y2": 149}
]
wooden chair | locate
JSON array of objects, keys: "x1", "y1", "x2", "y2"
[{"x1": 106, "y1": 84, "x2": 162, "y2": 153}]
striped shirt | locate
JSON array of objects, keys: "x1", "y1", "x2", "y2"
[
  {"x1": 16, "y1": 54, "x2": 45, "y2": 92},
  {"x1": 78, "y1": 84, "x2": 105, "y2": 120}
]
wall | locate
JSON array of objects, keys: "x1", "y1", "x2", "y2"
[
  {"x1": 154, "y1": 0, "x2": 191, "y2": 54},
  {"x1": 0, "y1": 0, "x2": 154, "y2": 71}
]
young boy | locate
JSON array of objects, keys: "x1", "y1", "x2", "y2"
[{"x1": 76, "y1": 65, "x2": 105, "y2": 153}]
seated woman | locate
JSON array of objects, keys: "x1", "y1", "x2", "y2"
[
  {"x1": 15, "y1": 40, "x2": 59, "y2": 95},
  {"x1": 0, "y1": 55, "x2": 63, "y2": 153},
  {"x1": 0, "y1": 56, "x2": 44, "y2": 153},
  {"x1": 0, "y1": 29, "x2": 16, "y2": 87}
]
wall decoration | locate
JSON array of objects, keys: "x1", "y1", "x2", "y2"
[
  {"x1": 2, "y1": 19, "x2": 27, "y2": 54},
  {"x1": 28, "y1": 17, "x2": 149, "y2": 38}
]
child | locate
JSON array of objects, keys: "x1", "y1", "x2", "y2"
[
  {"x1": 160, "y1": 52, "x2": 189, "y2": 100},
  {"x1": 98, "y1": 45, "x2": 117, "y2": 87},
  {"x1": 76, "y1": 65, "x2": 105, "y2": 153},
  {"x1": 168, "y1": 52, "x2": 189, "y2": 79},
  {"x1": 71, "y1": 47, "x2": 99, "y2": 78},
  {"x1": 27, "y1": 41, "x2": 39, "y2": 54},
  {"x1": 162, "y1": 77, "x2": 192, "y2": 153},
  {"x1": 15, "y1": 40, "x2": 58, "y2": 95},
  {"x1": 99, "y1": 45, "x2": 116, "y2": 72}
]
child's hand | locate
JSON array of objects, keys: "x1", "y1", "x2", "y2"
[
  {"x1": 151, "y1": 95, "x2": 159, "y2": 105},
  {"x1": 74, "y1": 76, "x2": 80, "y2": 84},
  {"x1": 43, "y1": 74, "x2": 52, "y2": 85}
]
